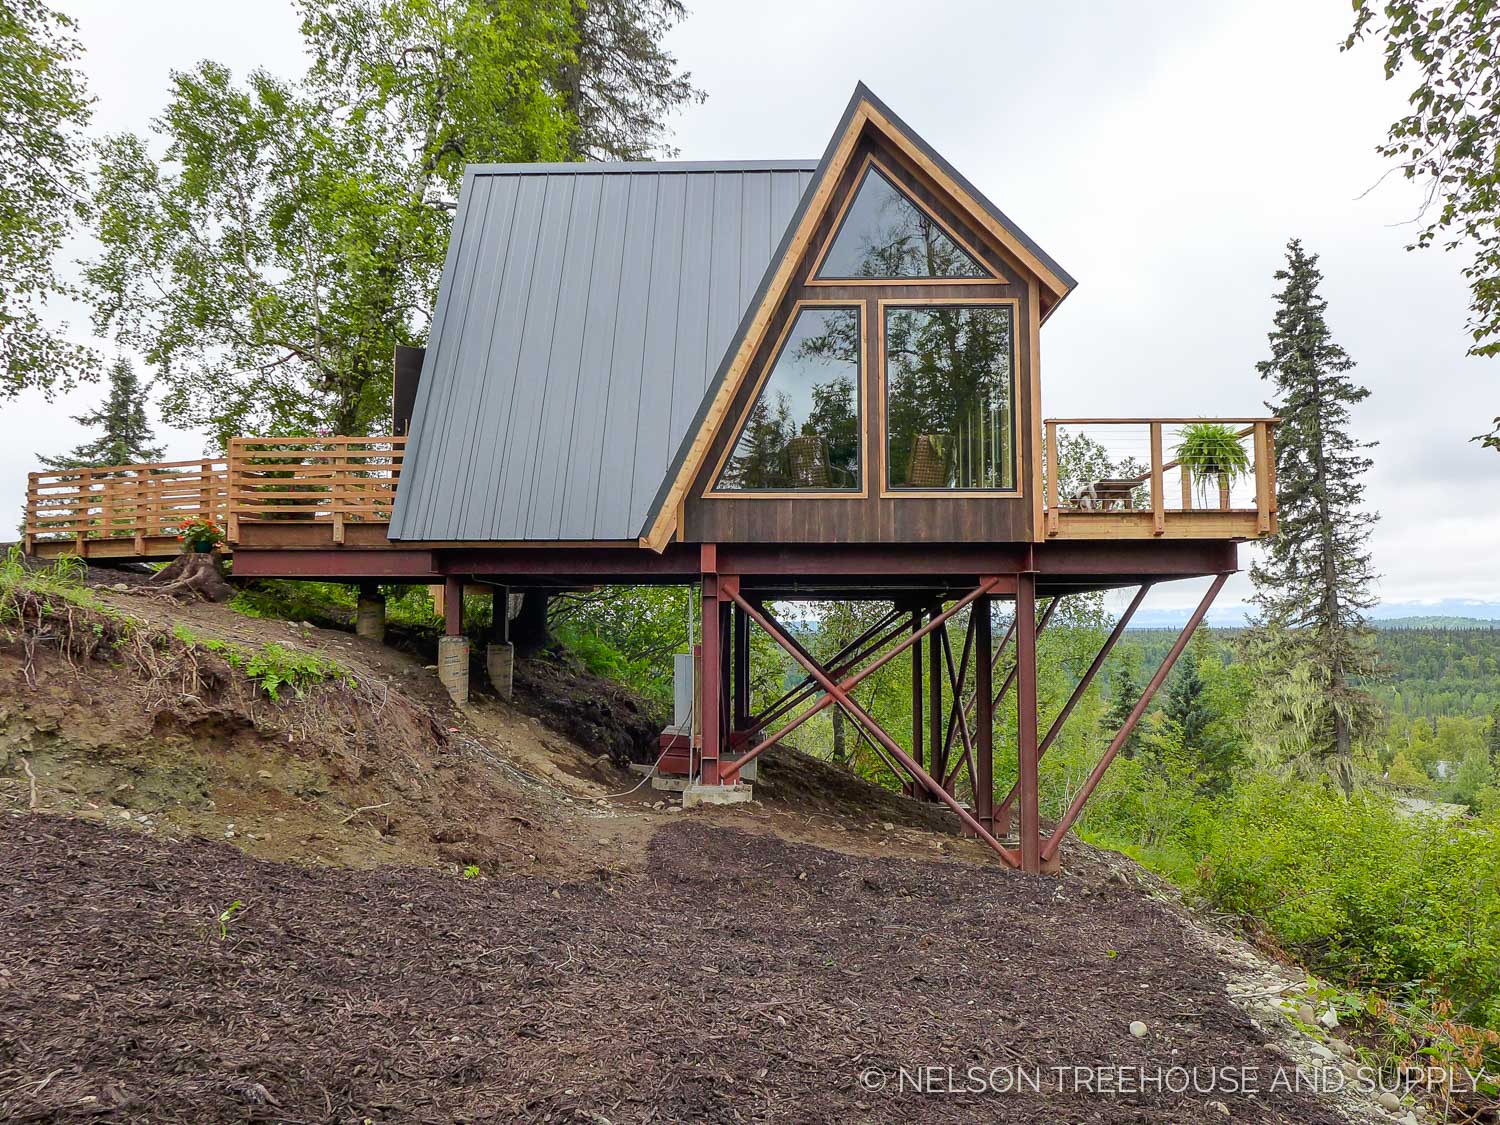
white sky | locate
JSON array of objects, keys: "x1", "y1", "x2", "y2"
[{"x1": 5, "y1": 0, "x2": 1497, "y2": 620}]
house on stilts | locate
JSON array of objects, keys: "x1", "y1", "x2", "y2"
[{"x1": 24, "y1": 84, "x2": 1277, "y2": 873}]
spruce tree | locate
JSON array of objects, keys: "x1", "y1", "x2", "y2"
[
  {"x1": 1105, "y1": 660, "x2": 1143, "y2": 760},
  {"x1": 1247, "y1": 240, "x2": 1382, "y2": 795},
  {"x1": 39, "y1": 355, "x2": 163, "y2": 469}
]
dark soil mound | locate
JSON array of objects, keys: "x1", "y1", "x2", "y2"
[
  {"x1": 0, "y1": 814, "x2": 1344, "y2": 1124},
  {"x1": 512, "y1": 650, "x2": 662, "y2": 765}
]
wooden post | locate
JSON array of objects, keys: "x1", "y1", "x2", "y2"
[
  {"x1": 1253, "y1": 421, "x2": 1272, "y2": 534},
  {"x1": 1149, "y1": 422, "x2": 1165, "y2": 536},
  {"x1": 226, "y1": 440, "x2": 241, "y2": 543},
  {"x1": 974, "y1": 595, "x2": 993, "y2": 835},
  {"x1": 23, "y1": 472, "x2": 37, "y2": 554},
  {"x1": 1044, "y1": 420, "x2": 1059, "y2": 536},
  {"x1": 1016, "y1": 572, "x2": 1041, "y2": 873},
  {"x1": 331, "y1": 446, "x2": 346, "y2": 546},
  {"x1": 1180, "y1": 465, "x2": 1193, "y2": 511}
]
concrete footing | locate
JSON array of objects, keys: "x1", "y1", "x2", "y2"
[
  {"x1": 437, "y1": 635, "x2": 470, "y2": 703},
  {"x1": 650, "y1": 774, "x2": 690, "y2": 793},
  {"x1": 485, "y1": 641, "x2": 514, "y2": 700},
  {"x1": 355, "y1": 593, "x2": 386, "y2": 643},
  {"x1": 682, "y1": 782, "x2": 753, "y2": 809}
]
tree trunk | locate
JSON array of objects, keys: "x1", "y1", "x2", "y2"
[
  {"x1": 511, "y1": 589, "x2": 552, "y2": 657},
  {"x1": 831, "y1": 707, "x2": 848, "y2": 766}
]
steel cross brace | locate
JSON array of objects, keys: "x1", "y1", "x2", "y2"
[
  {"x1": 1041, "y1": 574, "x2": 1228, "y2": 862},
  {"x1": 994, "y1": 583, "x2": 1152, "y2": 827},
  {"x1": 719, "y1": 580, "x2": 1001, "y2": 785},
  {"x1": 723, "y1": 583, "x2": 1021, "y2": 867}
]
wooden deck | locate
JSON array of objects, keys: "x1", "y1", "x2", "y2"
[
  {"x1": 1043, "y1": 418, "x2": 1277, "y2": 541},
  {"x1": 23, "y1": 419, "x2": 1277, "y2": 566}
]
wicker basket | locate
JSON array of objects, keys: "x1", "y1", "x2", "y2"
[
  {"x1": 908, "y1": 433, "x2": 947, "y2": 488},
  {"x1": 787, "y1": 434, "x2": 830, "y2": 487}
]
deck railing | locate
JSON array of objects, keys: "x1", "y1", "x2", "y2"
[
  {"x1": 25, "y1": 459, "x2": 229, "y2": 554},
  {"x1": 226, "y1": 435, "x2": 405, "y2": 544},
  {"x1": 1042, "y1": 418, "x2": 1278, "y2": 540}
]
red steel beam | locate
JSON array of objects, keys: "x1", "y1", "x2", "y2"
[
  {"x1": 1041, "y1": 573, "x2": 1228, "y2": 861},
  {"x1": 745, "y1": 608, "x2": 906, "y2": 735},
  {"x1": 939, "y1": 622, "x2": 977, "y2": 794},
  {"x1": 1016, "y1": 573, "x2": 1041, "y2": 872},
  {"x1": 995, "y1": 583, "x2": 1152, "y2": 824},
  {"x1": 719, "y1": 580, "x2": 1002, "y2": 785},
  {"x1": 726, "y1": 587, "x2": 1020, "y2": 868}
]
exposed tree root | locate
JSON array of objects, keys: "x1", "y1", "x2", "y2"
[{"x1": 150, "y1": 553, "x2": 234, "y2": 602}]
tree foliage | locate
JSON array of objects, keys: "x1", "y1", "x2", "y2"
[
  {"x1": 0, "y1": 0, "x2": 96, "y2": 396},
  {"x1": 1345, "y1": 0, "x2": 1500, "y2": 447},
  {"x1": 85, "y1": 0, "x2": 700, "y2": 450},
  {"x1": 1247, "y1": 240, "x2": 1383, "y2": 794},
  {"x1": 38, "y1": 355, "x2": 163, "y2": 469}
]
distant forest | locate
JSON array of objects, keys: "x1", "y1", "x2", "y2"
[{"x1": 1129, "y1": 622, "x2": 1500, "y2": 720}]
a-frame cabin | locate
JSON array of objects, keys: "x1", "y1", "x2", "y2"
[{"x1": 23, "y1": 84, "x2": 1277, "y2": 873}]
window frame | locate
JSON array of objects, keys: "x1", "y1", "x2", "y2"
[
  {"x1": 877, "y1": 296, "x2": 1022, "y2": 499},
  {"x1": 703, "y1": 299, "x2": 869, "y2": 499},
  {"x1": 805, "y1": 154, "x2": 1007, "y2": 287}
]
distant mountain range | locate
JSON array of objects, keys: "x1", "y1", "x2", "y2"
[{"x1": 1124, "y1": 601, "x2": 1500, "y2": 630}]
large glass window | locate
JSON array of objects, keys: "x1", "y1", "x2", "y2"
[
  {"x1": 715, "y1": 306, "x2": 862, "y2": 491},
  {"x1": 816, "y1": 166, "x2": 990, "y2": 281},
  {"x1": 884, "y1": 304, "x2": 1015, "y2": 491}
]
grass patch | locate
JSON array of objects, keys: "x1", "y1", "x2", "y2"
[
  {"x1": 0, "y1": 546, "x2": 111, "y2": 622},
  {"x1": 173, "y1": 623, "x2": 352, "y2": 700}
]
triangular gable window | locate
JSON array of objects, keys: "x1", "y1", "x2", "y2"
[
  {"x1": 815, "y1": 166, "x2": 991, "y2": 280},
  {"x1": 714, "y1": 305, "x2": 861, "y2": 492}
]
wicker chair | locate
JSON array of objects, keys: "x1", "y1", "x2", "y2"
[
  {"x1": 787, "y1": 434, "x2": 830, "y2": 488},
  {"x1": 907, "y1": 433, "x2": 947, "y2": 488}
]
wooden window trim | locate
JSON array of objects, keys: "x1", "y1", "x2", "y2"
[
  {"x1": 877, "y1": 296, "x2": 1023, "y2": 500},
  {"x1": 805, "y1": 154, "x2": 1008, "y2": 287},
  {"x1": 702, "y1": 299, "x2": 870, "y2": 500}
]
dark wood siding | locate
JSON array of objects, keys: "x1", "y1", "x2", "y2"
[{"x1": 684, "y1": 131, "x2": 1040, "y2": 545}]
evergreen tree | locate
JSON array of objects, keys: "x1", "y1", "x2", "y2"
[
  {"x1": 1247, "y1": 240, "x2": 1382, "y2": 795},
  {"x1": 1105, "y1": 661, "x2": 1143, "y2": 760},
  {"x1": 39, "y1": 356, "x2": 163, "y2": 469},
  {"x1": 1164, "y1": 660, "x2": 1211, "y2": 750},
  {"x1": 1488, "y1": 704, "x2": 1500, "y2": 765}
]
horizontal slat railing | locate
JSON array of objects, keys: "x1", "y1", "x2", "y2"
[
  {"x1": 25, "y1": 459, "x2": 228, "y2": 553},
  {"x1": 1042, "y1": 418, "x2": 1278, "y2": 540},
  {"x1": 227, "y1": 435, "x2": 404, "y2": 544}
]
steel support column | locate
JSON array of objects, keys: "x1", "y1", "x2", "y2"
[
  {"x1": 1016, "y1": 572, "x2": 1042, "y2": 873},
  {"x1": 910, "y1": 608, "x2": 923, "y2": 788},
  {"x1": 926, "y1": 603, "x2": 942, "y2": 800},
  {"x1": 699, "y1": 553, "x2": 726, "y2": 786},
  {"x1": 732, "y1": 604, "x2": 750, "y2": 731},
  {"x1": 974, "y1": 594, "x2": 994, "y2": 834},
  {"x1": 995, "y1": 583, "x2": 1151, "y2": 827}
]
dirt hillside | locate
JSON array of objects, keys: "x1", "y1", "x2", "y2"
[{"x1": 0, "y1": 570, "x2": 1387, "y2": 1123}]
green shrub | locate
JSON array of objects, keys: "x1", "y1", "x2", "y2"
[{"x1": 1199, "y1": 776, "x2": 1500, "y2": 1029}]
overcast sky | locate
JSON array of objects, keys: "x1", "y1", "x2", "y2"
[{"x1": 5, "y1": 0, "x2": 1497, "y2": 621}]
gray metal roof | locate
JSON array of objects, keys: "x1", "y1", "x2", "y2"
[{"x1": 389, "y1": 160, "x2": 817, "y2": 542}]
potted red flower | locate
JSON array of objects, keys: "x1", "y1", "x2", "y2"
[{"x1": 175, "y1": 517, "x2": 225, "y2": 554}]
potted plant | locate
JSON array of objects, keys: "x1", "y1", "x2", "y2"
[
  {"x1": 175, "y1": 516, "x2": 225, "y2": 553},
  {"x1": 1174, "y1": 423, "x2": 1251, "y2": 509}
]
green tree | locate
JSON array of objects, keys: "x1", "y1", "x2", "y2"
[
  {"x1": 1446, "y1": 745, "x2": 1497, "y2": 811},
  {"x1": 556, "y1": 0, "x2": 703, "y2": 160},
  {"x1": 86, "y1": 0, "x2": 700, "y2": 449},
  {"x1": 0, "y1": 0, "x2": 96, "y2": 396},
  {"x1": 1488, "y1": 703, "x2": 1500, "y2": 764},
  {"x1": 1104, "y1": 657, "x2": 1144, "y2": 760},
  {"x1": 1247, "y1": 240, "x2": 1383, "y2": 795},
  {"x1": 1386, "y1": 749, "x2": 1429, "y2": 788},
  {"x1": 1345, "y1": 1, "x2": 1500, "y2": 448},
  {"x1": 38, "y1": 356, "x2": 163, "y2": 469}
]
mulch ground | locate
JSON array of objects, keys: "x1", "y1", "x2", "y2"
[{"x1": 0, "y1": 814, "x2": 1347, "y2": 1125}]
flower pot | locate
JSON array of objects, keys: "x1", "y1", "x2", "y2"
[{"x1": 191, "y1": 540, "x2": 215, "y2": 554}]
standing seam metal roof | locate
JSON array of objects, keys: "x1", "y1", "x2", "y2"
[{"x1": 388, "y1": 160, "x2": 817, "y2": 542}]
